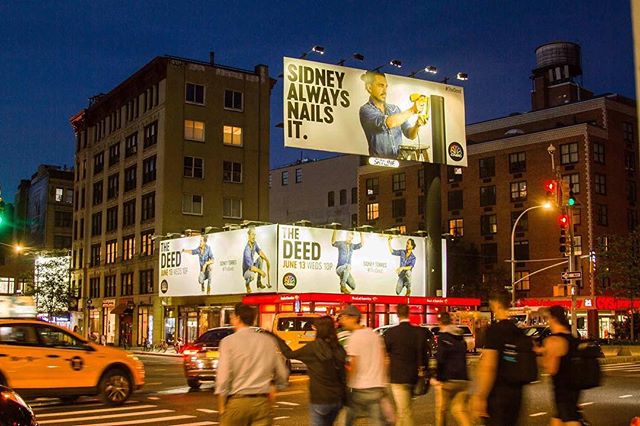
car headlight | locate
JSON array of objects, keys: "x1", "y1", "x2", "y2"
[{"x1": 213, "y1": 359, "x2": 219, "y2": 368}]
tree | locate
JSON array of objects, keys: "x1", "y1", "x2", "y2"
[
  {"x1": 596, "y1": 230, "x2": 640, "y2": 341},
  {"x1": 25, "y1": 255, "x2": 71, "y2": 320}
]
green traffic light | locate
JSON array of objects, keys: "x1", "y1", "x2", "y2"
[{"x1": 568, "y1": 197, "x2": 576, "y2": 206}]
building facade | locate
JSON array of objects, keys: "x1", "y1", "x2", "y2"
[
  {"x1": 269, "y1": 155, "x2": 360, "y2": 227},
  {"x1": 70, "y1": 54, "x2": 272, "y2": 346}
]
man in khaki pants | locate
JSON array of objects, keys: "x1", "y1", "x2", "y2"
[{"x1": 215, "y1": 303, "x2": 289, "y2": 425}]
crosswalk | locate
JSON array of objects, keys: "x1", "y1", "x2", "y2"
[
  {"x1": 31, "y1": 400, "x2": 219, "y2": 426},
  {"x1": 600, "y1": 362, "x2": 640, "y2": 377}
]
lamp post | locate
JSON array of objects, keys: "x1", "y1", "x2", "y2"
[{"x1": 511, "y1": 202, "x2": 552, "y2": 305}]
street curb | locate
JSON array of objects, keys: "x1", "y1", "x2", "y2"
[
  {"x1": 131, "y1": 350, "x2": 182, "y2": 358},
  {"x1": 598, "y1": 355, "x2": 640, "y2": 365}
]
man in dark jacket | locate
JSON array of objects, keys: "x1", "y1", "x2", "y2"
[
  {"x1": 435, "y1": 312, "x2": 471, "y2": 426},
  {"x1": 384, "y1": 304, "x2": 431, "y2": 426}
]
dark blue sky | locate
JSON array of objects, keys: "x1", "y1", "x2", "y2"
[{"x1": 0, "y1": 1, "x2": 634, "y2": 202}]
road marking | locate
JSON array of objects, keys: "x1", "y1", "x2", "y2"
[
  {"x1": 154, "y1": 368, "x2": 167, "y2": 371},
  {"x1": 288, "y1": 377, "x2": 309, "y2": 382},
  {"x1": 619, "y1": 394, "x2": 633, "y2": 398},
  {"x1": 146, "y1": 382, "x2": 163, "y2": 385},
  {"x1": 277, "y1": 401, "x2": 299, "y2": 406},
  {"x1": 579, "y1": 402, "x2": 595, "y2": 406},
  {"x1": 274, "y1": 417, "x2": 290, "y2": 420},
  {"x1": 196, "y1": 408, "x2": 218, "y2": 413},
  {"x1": 148, "y1": 396, "x2": 161, "y2": 400},
  {"x1": 531, "y1": 380, "x2": 541, "y2": 384},
  {"x1": 35, "y1": 404, "x2": 157, "y2": 418},
  {"x1": 168, "y1": 423, "x2": 218, "y2": 426},
  {"x1": 540, "y1": 373, "x2": 550, "y2": 377},
  {"x1": 38, "y1": 409, "x2": 173, "y2": 424},
  {"x1": 529, "y1": 412, "x2": 547, "y2": 417},
  {"x1": 276, "y1": 390, "x2": 304, "y2": 397},
  {"x1": 92, "y1": 415, "x2": 196, "y2": 426}
]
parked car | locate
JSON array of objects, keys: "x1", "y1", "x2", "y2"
[
  {"x1": 423, "y1": 324, "x2": 476, "y2": 353},
  {"x1": 523, "y1": 325, "x2": 552, "y2": 345},
  {"x1": 0, "y1": 385, "x2": 38, "y2": 426}
]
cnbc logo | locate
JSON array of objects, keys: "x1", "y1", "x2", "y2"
[{"x1": 282, "y1": 273, "x2": 297, "y2": 290}]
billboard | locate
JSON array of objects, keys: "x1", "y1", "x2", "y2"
[
  {"x1": 283, "y1": 57, "x2": 467, "y2": 166},
  {"x1": 158, "y1": 225, "x2": 278, "y2": 297},
  {"x1": 277, "y1": 225, "x2": 426, "y2": 296}
]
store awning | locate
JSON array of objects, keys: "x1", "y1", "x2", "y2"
[{"x1": 110, "y1": 303, "x2": 129, "y2": 315}]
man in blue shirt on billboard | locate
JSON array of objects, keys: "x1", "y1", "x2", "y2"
[
  {"x1": 182, "y1": 235, "x2": 214, "y2": 294},
  {"x1": 242, "y1": 226, "x2": 271, "y2": 294},
  {"x1": 359, "y1": 71, "x2": 427, "y2": 158},
  {"x1": 331, "y1": 229, "x2": 364, "y2": 294},
  {"x1": 388, "y1": 236, "x2": 417, "y2": 296}
]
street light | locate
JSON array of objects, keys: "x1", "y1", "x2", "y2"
[
  {"x1": 510, "y1": 202, "x2": 553, "y2": 305},
  {"x1": 408, "y1": 65, "x2": 438, "y2": 78}
]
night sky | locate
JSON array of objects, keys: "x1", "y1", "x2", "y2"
[{"x1": 0, "y1": 1, "x2": 634, "y2": 202}]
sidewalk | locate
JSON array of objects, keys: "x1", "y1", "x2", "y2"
[{"x1": 129, "y1": 346, "x2": 182, "y2": 358}]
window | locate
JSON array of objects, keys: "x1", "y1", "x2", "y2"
[
  {"x1": 142, "y1": 155, "x2": 156, "y2": 184},
  {"x1": 139, "y1": 270, "x2": 154, "y2": 294},
  {"x1": 121, "y1": 272, "x2": 133, "y2": 296},
  {"x1": 481, "y1": 214, "x2": 497, "y2": 235},
  {"x1": 418, "y1": 169, "x2": 424, "y2": 188},
  {"x1": 340, "y1": 189, "x2": 347, "y2": 205},
  {"x1": 392, "y1": 198, "x2": 406, "y2": 217},
  {"x1": 79, "y1": 218, "x2": 84, "y2": 238},
  {"x1": 511, "y1": 211, "x2": 528, "y2": 232},
  {"x1": 594, "y1": 174, "x2": 606, "y2": 195},
  {"x1": 366, "y1": 178, "x2": 379, "y2": 196},
  {"x1": 448, "y1": 190, "x2": 463, "y2": 210},
  {"x1": 479, "y1": 186, "x2": 496, "y2": 206},
  {"x1": 81, "y1": 188, "x2": 85, "y2": 209},
  {"x1": 295, "y1": 168, "x2": 302, "y2": 183},
  {"x1": 223, "y1": 198, "x2": 242, "y2": 218},
  {"x1": 596, "y1": 204, "x2": 608, "y2": 226},
  {"x1": 184, "y1": 120, "x2": 205, "y2": 141},
  {"x1": 90, "y1": 244, "x2": 101, "y2": 266},
  {"x1": 623, "y1": 121, "x2": 635, "y2": 143},
  {"x1": 593, "y1": 142, "x2": 605, "y2": 164},
  {"x1": 183, "y1": 194, "x2": 203, "y2": 215},
  {"x1": 223, "y1": 161, "x2": 242, "y2": 183},
  {"x1": 351, "y1": 187, "x2": 357, "y2": 204},
  {"x1": 55, "y1": 188, "x2": 64, "y2": 202},
  {"x1": 625, "y1": 151, "x2": 636, "y2": 173},
  {"x1": 223, "y1": 125, "x2": 243, "y2": 146},
  {"x1": 562, "y1": 173, "x2": 580, "y2": 194},
  {"x1": 328, "y1": 191, "x2": 335, "y2": 207},
  {"x1": 514, "y1": 240, "x2": 529, "y2": 260},
  {"x1": 91, "y1": 212, "x2": 102, "y2": 236},
  {"x1": 123, "y1": 235, "x2": 135, "y2": 261},
  {"x1": 64, "y1": 189, "x2": 73, "y2": 204},
  {"x1": 107, "y1": 174, "x2": 119, "y2": 199},
  {"x1": 143, "y1": 121, "x2": 158, "y2": 148},
  {"x1": 481, "y1": 243, "x2": 498, "y2": 264},
  {"x1": 479, "y1": 157, "x2": 495, "y2": 178},
  {"x1": 109, "y1": 143, "x2": 120, "y2": 167},
  {"x1": 141, "y1": 230, "x2": 154, "y2": 257},
  {"x1": 514, "y1": 271, "x2": 530, "y2": 291},
  {"x1": 185, "y1": 83, "x2": 205, "y2": 105},
  {"x1": 224, "y1": 90, "x2": 243, "y2": 111},
  {"x1": 106, "y1": 206, "x2": 118, "y2": 232},
  {"x1": 510, "y1": 181, "x2": 527, "y2": 202},
  {"x1": 125, "y1": 132, "x2": 138, "y2": 157},
  {"x1": 628, "y1": 181, "x2": 637, "y2": 203},
  {"x1": 105, "y1": 275, "x2": 116, "y2": 297},
  {"x1": 92, "y1": 181, "x2": 103, "y2": 205},
  {"x1": 447, "y1": 166, "x2": 463, "y2": 183},
  {"x1": 141, "y1": 192, "x2": 155, "y2": 221},
  {"x1": 184, "y1": 156, "x2": 204, "y2": 178},
  {"x1": 0, "y1": 323, "x2": 37, "y2": 344},
  {"x1": 508, "y1": 152, "x2": 526, "y2": 173},
  {"x1": 448, "y1": 218, "x2": 464, "y2": 237},
  {"x1": 105, "y1": 240, "x2": 117, "y2": 264},
  {"x1": 560, "y1": 142, "x2": 578, "y2": 164},
  {"x1": 54, "y1": 211, "x2": 72, "y2": 228},
  {"x1": 418, "y1": 196, "x2": 425, "y2": 215},
  {"x1": 124, "y1": 165, "x2": 137, "y2": 192},
  {"x1": 269, "y1": 174, "x2": 272, "y2": 188},
  {"x1": 89, "y1": 277, "x2": 100, "y2": 298},
  {"x1": 281, "y1": 171, "x2": 289, "y2": 185},
  {"x1": 123, "y1": 199, "x2": 136, "y2": 227},
  {"x1": 366, "y1": 203, "x2": 379, "y2": 220},
  {"x1": 53, "y1": 235, "x2": 71, "y2": 249},
  {"x1": 392, "y1": 173, "x2": 406, "y2": 191},
  {"x1": 94, "y1": 152, "x2": 104, "y2": 174}
]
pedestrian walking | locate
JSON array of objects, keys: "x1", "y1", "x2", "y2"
[
  {"x1": 472, "y1": 290, "x2": 527, "y2": 425},
  {"x1": 273, "y1": 316, "x2": 347, "y2": 426},
  {"x1": 215, "y1": 303, "x2": 289, "y2": 425},
  {"x1": 383, "y1": 303, "x2": 430, "y2": 426},
  {"x1": 434, "y1": 312, "x2": 471, "y2": 426},
  {"x1": 537, "y1": 305, "x2": 583, "y2": 426},
  {"x1": 339, "y1": 305, "x2": 387, "y2": 426}
]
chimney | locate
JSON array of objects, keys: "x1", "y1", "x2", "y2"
[{"x1": 209, "y1": 51, "x2": 215, "y2": 65}]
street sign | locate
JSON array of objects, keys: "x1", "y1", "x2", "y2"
[{"x1": 561, "y1": 271, "x2": 582, "y2": 280}]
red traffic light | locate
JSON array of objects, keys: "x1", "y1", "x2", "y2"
[
  {"x1": 544, "y1": 180, "x2": 557, "y2": 193},
  {"x1": 558, "y1": 214, "x2": 569, "y2": 228}
]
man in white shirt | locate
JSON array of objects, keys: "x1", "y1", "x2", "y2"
[{"x1": 339, "y1": 305, "x2": 387, "y2": 426}]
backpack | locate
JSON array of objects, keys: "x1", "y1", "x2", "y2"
[
  {"x1": 569, "y1": 340, "x2": 602, "y2": 390},
  {"x1": 498, "y1": 325, "x2": 539, "y2": 385}
]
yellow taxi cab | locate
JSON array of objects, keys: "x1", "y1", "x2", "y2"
[
  {"x1": 273, "y1": 312, "x2": 321, "y2": 351},
  {"x1": 0, "y1": 319, "x2": 145, "y2": 405}
]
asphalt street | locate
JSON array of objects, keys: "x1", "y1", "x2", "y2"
[{"x1": 27, "y1": 354, "x2": 640, "y2": 426}]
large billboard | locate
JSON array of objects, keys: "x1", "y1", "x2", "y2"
[
  {"x1": 277, "y1": 225, "x2": 426, "y2": 296},
  {"x1": 283, "y1": 57, "x2": 467, "y2": 166},
  {"x1": 158, "y1": 225, "x2": 278, "y2": 297}
]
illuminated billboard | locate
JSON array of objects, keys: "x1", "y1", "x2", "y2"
[{"x1": 283, "y1": 57, "x2": 467, "y2": 166}]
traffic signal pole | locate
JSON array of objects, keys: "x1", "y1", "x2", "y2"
[{"x1": 568, "y1": 203, "x2": 578, "y2": 336}]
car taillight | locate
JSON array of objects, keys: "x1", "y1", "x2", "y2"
[{"x1": 182, "y1": 345, "x2": 200, "y2": 356}]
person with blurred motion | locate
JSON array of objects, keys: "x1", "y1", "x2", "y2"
[
  {"x1": 472, "y1": 290, "x2": 525, "y2": 425},
  {"x1": 215, "y1": 303, "x2": 289, "y2": 425},
  {"x1": 273, "y1": 316, "x2": 347, "y2": 426},
  {"x1": 339, "y1": 305, "x2": 387, "y2": 426},
  {"x1": 537, "y1": 305, "x2": 583, "y2": 426},
  {"x1": 434, "y1": 312, "x2": 471, "y2": 426},
  {"x1": 383, "y1": 303, "x2": 430, "y2": 426}
]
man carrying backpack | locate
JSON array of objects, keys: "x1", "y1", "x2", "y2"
[{"x1": 472, "y1": 290, "x2": 532, "y2": 426}]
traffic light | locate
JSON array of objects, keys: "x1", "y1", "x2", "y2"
[
  {"x1": 567, "y1": 185, "x2": 576, "y2": 206},
  {"x1": 544, "y1": 179, "x2": 558, "y2": 205},
  {"x1": 559, "y1": 228, "x2": 568, "y2": 254},
  {"x1": 558, "y1": 213, "x2": 569, "y2": 228},
  {"x1": 0, "y1": 197, "x2": 5, "y2": 227}
]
